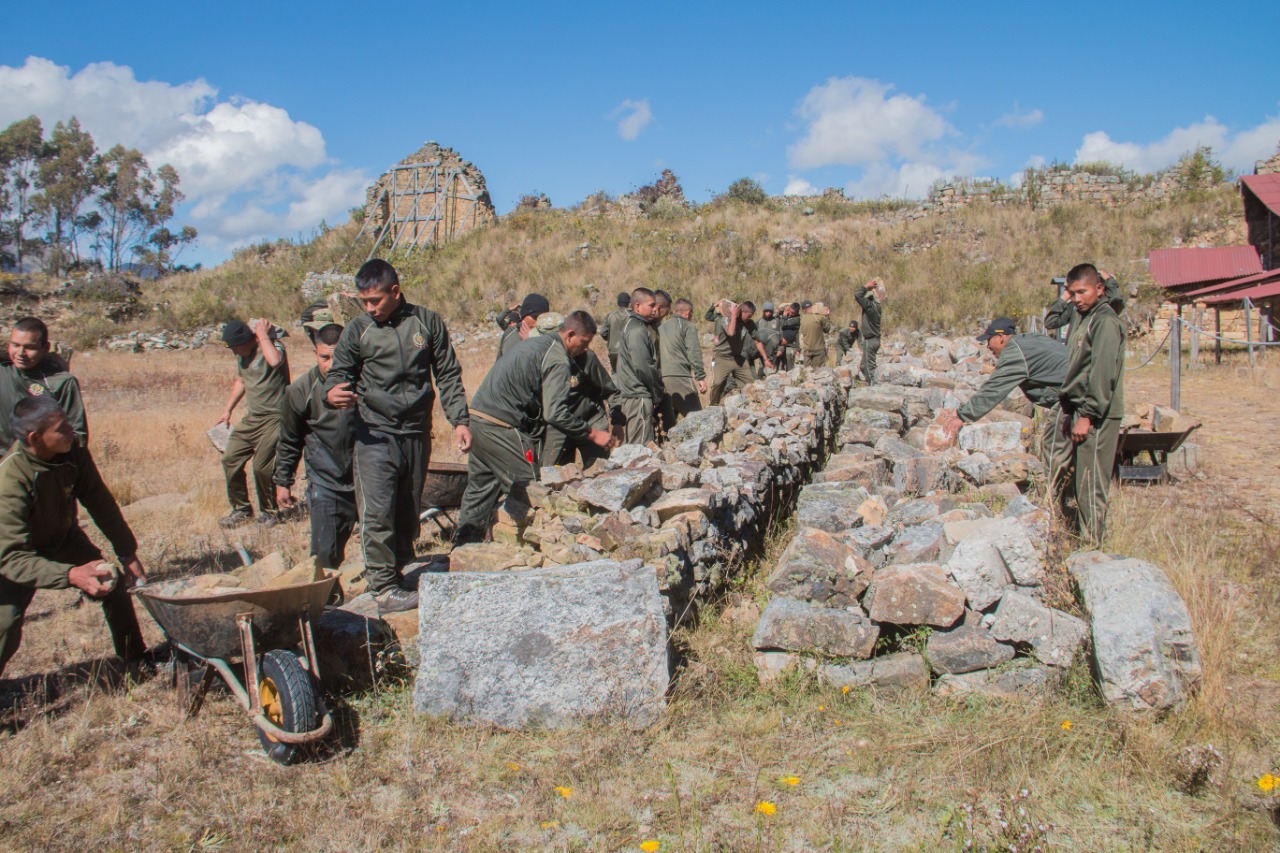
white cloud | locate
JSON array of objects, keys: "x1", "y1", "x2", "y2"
[
  {"x1": 784, "y1": 176, "x2": 819, "y2": 196},
  {"x1": 1074, "y1": 115, "x2": 1280, "y2": 173},
  {"x1": 787, "y1": 77, "x2": 949, "y2": 169},
  {"x1": 1010, "y1": 155, "x2": 1047, "y2": 187},
  {"x1": 846, "y1": 161, "x2": 947, "y2": 200},
  {"x1": 0, "y1": 56, "x2": 367, "y2": 258},
  {"x1": 611, "y1": 99, "x2": 653, "y2": 141},
  {"x1": 994, "y1": 107, "x2": 1044, "y2": 129}
]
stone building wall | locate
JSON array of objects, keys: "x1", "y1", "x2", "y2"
[{"x1": 362, "y1": 141, "x2": 497, "y2": 247}]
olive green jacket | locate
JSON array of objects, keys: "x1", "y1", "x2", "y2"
[
  {"x1": 1045, "y1": 276, "x2": 1124, "y2": 333},
  {"x1": 600, "y1": 308, "x2": 630, "y2": 356},
  {"x1": 323, "y1": 299, "x2": 469, "y2": 435},
  {"x1": 0, "y1": 357, "x2": 87, "y2": 448},
  {"x1": 659, "y1": 315, "x2": 706, "y2": 380},
  {"x1": 1060, "y1": 303, "x2": 1126, "y2": 421},
  {"x1": 957, "y1": 334, "x2": 1069, "y2": 422},
  {"x1": 614, "y1": 314, "x2": 662, "y2": 401},
  {"x1": 800, "y1": 313, "x2": 831, "y2": 357},
  {"x1": 0, "y1": 440, "x2": 136, "y2": 590},
  {"x1": 854, "y1": 286, "x2": 883, "y2": 339},
  {"x1": 236, "y1": 340, "x2": 289, "y2": 424},
  {"x1": 470, "y1": 334, "x2": 593, "y2": 443},
  {"x1": 837, "y1": 327, "x2": 860, "y2": 355},
  {"x1": 274, "y1": 366, "x2": 355, "y2": 493}
]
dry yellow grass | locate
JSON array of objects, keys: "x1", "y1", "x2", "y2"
[{"x1": 0, "y1": 328, "x2": 1276, "y2": 850}]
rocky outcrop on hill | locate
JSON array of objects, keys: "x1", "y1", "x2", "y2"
[{"x1": 362, "y1": 141, "x2": 497, "y2": 246}]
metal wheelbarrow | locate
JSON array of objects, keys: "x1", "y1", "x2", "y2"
[{"x1": 134, "y1": 574, "x2": 337, "y2": 765}]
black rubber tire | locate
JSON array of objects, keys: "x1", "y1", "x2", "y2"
[{"x1": 255, "y1": 649, "x2": 318, "y2": 765}]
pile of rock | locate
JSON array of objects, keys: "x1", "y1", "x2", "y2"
[
  {"x1": 751, "y1": 338, "x2": 1202, "y2": 710},
  {"x1": 449, "y1": 368, "x2": 852, "y2": 618},
  {"x1": 300, "y1": 271, "x2": 355, "y2": 301},
  {"x1": 103, "y1": 326, "x2": 219, "y2": 352}
]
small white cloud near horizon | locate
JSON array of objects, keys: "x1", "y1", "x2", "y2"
[
  {"x1": 784, "y1": 176, "x2": 819, "y2": 196},
  {"x1": 611, "y1": 98, "x2": 653, "y2": 141},
  {"x1": 0, "y1": 56, "x2": 368, "y2": 257},
  {"x1": 788, "y1": 77, "x2": 950, "y2": 170},
  {"x1": 994, "y1": 106, "x2": 1044, "y2": 129},
  {"x1": 1010, "y1": 154, "x2": 1047, "y2": 187},
  {"x1": 1074, "y1": 114, "x2": 1280, "y2": 173}
]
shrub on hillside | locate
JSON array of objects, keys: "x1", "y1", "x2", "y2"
[{"x1": 723, "y1": 178, "x2": 767, "y2": 206}]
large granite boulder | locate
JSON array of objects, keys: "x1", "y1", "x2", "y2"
[
  {"x1": 990, "y1": 590, "x2": 1087, "y2": 669},
  {"x1": 863, "y1": 563, "x2": 965, "y2": 627},
  {"x1": 766, "y1": 527, "x2": 872, "y2": 607},
  {"x1": 413, "y1": 560, "x2": 668, "y2": 728},
  {"x1": 752, "y1": 598, "x2": 878, "y2": 659},
  {"x1": 1068, "y1": 551, "x2": 1202, "y2": 712}
]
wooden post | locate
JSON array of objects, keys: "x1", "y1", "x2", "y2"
[
  {"x1": 1172, "y1": 303, "x2": 1182, "y2": 410},
  {"x1": 1189, "y1": 304, "x2": 1200, "y2": 369},
  {"x1": 1245, "y1": 298, "x2": 1256, "y2": 371},
  {"x1": 1215, "y1": 307, "x2": 1222, "y2": 365}
]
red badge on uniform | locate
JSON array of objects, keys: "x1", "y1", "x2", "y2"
[{"x1": 525, "y1": 449, "x2": 534, "y2": 464}]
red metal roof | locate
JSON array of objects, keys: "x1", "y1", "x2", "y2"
[
  {"x1": 1203, "y1": 278, "x2": 1280, "y2": 305},
  {"x1": 1241, "y1": 174, "x2": 1280, "y2": 218},
  {"x1": 1148, "y1": 246, "x2": 1262, "y2": 288},
  {"x1": 1181, "y1": 268, "x2": 1280, "y2": 300}
]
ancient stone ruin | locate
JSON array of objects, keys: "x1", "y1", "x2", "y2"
[{"x1": 361, "y1": 141, "x2": 497, "y2": 251}]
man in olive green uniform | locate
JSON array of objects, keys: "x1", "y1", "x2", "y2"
[
  {"x1": 1058, "y1": 263, "x2": 1126, "y2": 545},
  {"x1": 325, "y1": 259, "x2": 471, "y2": 614},
  {"x1": 599, "y1": 292, "x2": 631, "y2": 372},
  {"x1": 800, "y1": 301, "x2": 832, "y2": 366},
  {"x1": 274, "y1": 324, "x2": 357, "y2": 570},
  {"x1": 615, "y1": 288, "x2": 663, "y2": 445},
  {"x1": 708, "y1": 300, "x2": 772, "y2": 405},
  {"x1": 836, "y1": 320, "x2": 860, "y2": 362},
  {"x1": 540, "y1": 312, "x2": 617, "y2": 467},
  {"x1": 455, "y1": 312, "x2": 612, "y2": 545},
  {"x1": 854, "y1": 281, "x2": 884, "y2": 384},
  {"x1": 1045, "y1": 269, "x2": 1124, "y2": 336},
  {"x1": 942, "y1": 318, "x2": 1071, "y2": 479},
  {"x1": 659, "y1": 299, "x2": 707, "y2": 427},
  {"x1": 0, "y1": 397, "x2": 147, "y2": 676},
  {"x1": 0, "y1": 317, "x2": 87, "y2": 451},
  {"x1": 495, "y1": 293, "x2": 550, "y2": 361},
  {"x1": 216, "y1": 318, "x2": 289, "y2": 528}
]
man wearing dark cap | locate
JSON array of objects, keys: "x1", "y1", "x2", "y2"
[
  {"x1": 836, "y1": 319, "x2": 861, "y2": 362},
  {"x1": 943, "y1": 317, "x2": 1070, "y2": 482},
  {"x1": 215, "y1": 318, "x2": 289, "y2": 528},
  {"x1": 600, "y1": 292, "x2": 631, "y2": 372},
  {"x1": 854, "y1": 280, "x2": 884, "y2": 384},
  {"x1": 496, "y1": 293, "x2": 551, "y2": 361}
]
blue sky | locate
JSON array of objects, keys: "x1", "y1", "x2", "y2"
[{"x1": 4, "y1": 0, "x2": 1278, "y2": 266}]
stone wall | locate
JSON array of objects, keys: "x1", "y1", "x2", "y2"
[
  {"x1": 448, "y1": 369, "x2": 851, "y2": 620},
  {"x1": 1152, "y1": 302, "x2": 1279, "y2": 347},
  {"x1": 362, "y1": 141, "x2": 497, "y2": 247}
]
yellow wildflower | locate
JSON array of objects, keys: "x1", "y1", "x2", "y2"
[
  {"x1": 817, "y1": 705, "x2": 825, "y2": 711},
  {"x1": 554, "y1": 786, "x2": 573, "y2": 799},
  {"x1": 1061, "y1": 720, "x2": 1072, "y2": 731},
  {"x1": 640, "y1": 842, "x2": 660, "y2": 852},
  {"x1": 841, "y1": 685, "x2": 850, "y2": 694},
  {"x1": 1259, "y1": 774, "x2": 1278, "y2": 793},
  {"x1": 780, "y1": 775, "x2": 800, "y2": 787},
  {"x1": 755, "y1": 801, "x2": 777, "y2": 816},
  {"x1": 507, "y1": 762, "x2": 522, "y2": 771},
  {"x1": 540, "y1": 820, "x2": 559, "y2": 830}
]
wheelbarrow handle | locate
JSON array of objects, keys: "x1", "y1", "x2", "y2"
[{"x1": 249, "y1": 709, "x2": 333, "y2": 745}]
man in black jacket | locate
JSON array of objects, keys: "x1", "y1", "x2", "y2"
[
  {"x1": 274, "y1": 324, "x2": 357, "y2": 570},
  {"x1": 324, "y1": 259, "x2": 471, "y2": 614}
]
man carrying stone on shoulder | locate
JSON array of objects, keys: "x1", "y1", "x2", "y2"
[
  {"x1": 454, "y1": 311, "x2": 612, "y2": 545},
  {"x1": 615, "y1": 288, "x2": 663, "y2": 445},
  {"x1": 1045, "y1": 267, "x2": 1125, "y2": 335},
  {"x1": 659, "y1": 298, "x2": 707, "y2": 428},
  {"x1": 854, "y1": 280, "x2": 884, "y2": 384},
  {"x1": 274, "y1": 323, "x2": 357, "y2": 571},
  {"x1": 215, "y1": 318, "x2": 289, "y2": 529},
  {"x1": 708, "y1": 299, "x2": 772, "y2": 405},
  {"x1": 1056, "y1": 263, "x2": 1126, "y2": 545},
  {"x1": 325, "y1": 259, "x2": 471, "y2": 614},
  {"x1": 942, "y1": 318, "x2": 1070, "y2": 480}
]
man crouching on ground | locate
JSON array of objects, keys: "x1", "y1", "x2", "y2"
[
  {"x1": 324, "y1": 259, "x2": 472, "y2": 614},
  {"x1": 0, "y1": 396, "x2": 147, "y2": 677}
]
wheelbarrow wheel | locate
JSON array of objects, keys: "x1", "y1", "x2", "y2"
[{"x1": 256, "y1": 649, "x2": 317, "y2": 765}]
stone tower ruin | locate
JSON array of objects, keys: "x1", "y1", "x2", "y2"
[{"x1": 359, "y1": 141, "x2": 497, "y2": 256}]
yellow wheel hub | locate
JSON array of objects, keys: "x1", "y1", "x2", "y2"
[{"x1": 260, "y1": 677, "x2": 283, "y2": 742}]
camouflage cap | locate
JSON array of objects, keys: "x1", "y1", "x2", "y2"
[{"x1": 533, "y1": 312, "x2": 565, "y2": 335}]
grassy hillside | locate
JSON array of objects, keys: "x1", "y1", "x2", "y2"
[{"x1": 124, "y1": 185, "x2": 1242, "y2": 343}]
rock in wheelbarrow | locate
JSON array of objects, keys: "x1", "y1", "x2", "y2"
[{"x1": 413, "y1": 559, "x2": 668, "y2": 729}]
